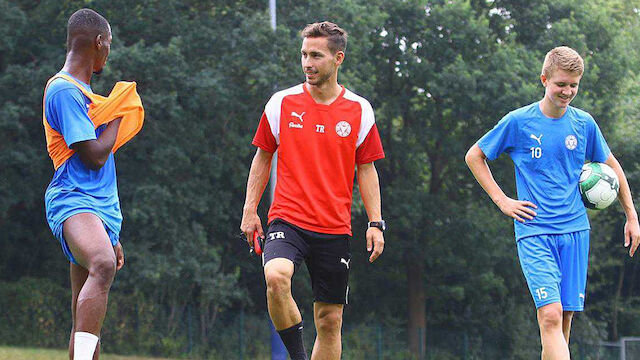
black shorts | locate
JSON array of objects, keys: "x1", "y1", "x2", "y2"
[{"x1": 263, "y1": 219, "x2": 351, "y2": 304}]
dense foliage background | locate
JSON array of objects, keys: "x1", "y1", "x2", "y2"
[{"x1": 1, "y1": 0, "x2": 639, "y2": 358}]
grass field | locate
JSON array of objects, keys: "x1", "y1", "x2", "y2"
[{"x1": 0, "y1": 346, "x2": 180, "y2": 360}]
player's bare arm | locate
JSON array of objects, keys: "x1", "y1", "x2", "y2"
[
  {"x1": 357, "y1": 162, "x2": 384, "y2": 262},
  {"x1": 604, "y1": 153, "x2": 640, "y2": 257},
  {"x1": 72, "y1": 117, "x2": 122, "y2": 170},
  {"x1": 240, "y1": 147, "x2": 273, "y2": 245},
  {"x1": 465, "y1": 143, "x2": 537, "y2": 223}
]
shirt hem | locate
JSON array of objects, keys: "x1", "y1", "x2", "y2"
[
  {"x1": 268, "y1": 215, "x2": 352, "y2": 236},
  {"x1": 50, "y1": 208, "x2": 121, "y2": 241},
  {"x1": 67, "y1": 135, "x2": 98, "y2": 148},
  {"x1": 477, "y1": 142, "x2": 498, "y2": 161},
  {"x1": 516, "y1": 226, "x2": 590, "y2": 241},
  {"x1": 252, "y1": 140, "x2": 276, "y2": 153},
  {"x1": 356, "y1": 153, "x2": 385, "y2": 165}
]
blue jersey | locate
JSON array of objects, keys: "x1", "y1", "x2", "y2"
[
  {"x1": 478, "y1": 101, "x2": 610, "y2": 240},
  {"x1": 44, "y1": 72, "x2": 122, "y2": 242}
]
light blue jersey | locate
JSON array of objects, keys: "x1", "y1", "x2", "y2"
[
  {"x1": 44, "y1": 72, "x2": 122, "y2": 264},
  {"x1": 478, "y1": 101, "x2": 610, "y2": 240}
]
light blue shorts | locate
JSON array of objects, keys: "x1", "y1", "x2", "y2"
[
  {"x1": 51, "y1": 211, "x2": 119, "y2": 265},
  {"x1": 517, "y1": 230, "x2": 589, "y2": 311}
]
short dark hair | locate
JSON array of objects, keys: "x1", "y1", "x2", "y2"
[
  {"x1": 301, "y1": 21, "x2": 348, "y2": 54},
  {"x1": 66, "y1": 8, "x2": 110, "y2": 50}
]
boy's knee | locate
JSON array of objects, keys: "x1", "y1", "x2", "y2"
[
  {"x1": 538, "y1": 304, "x2": 563, "y2": 332},
  {"x1": 88, "y1": 255, "x2": 116, "y2": 284}
]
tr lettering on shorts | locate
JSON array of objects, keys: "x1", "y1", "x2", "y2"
[{"x1": 269, "y1": 231, "x2": 285, "y2": 241}]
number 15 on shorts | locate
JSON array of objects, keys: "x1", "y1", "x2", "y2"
[{"x1": 536, "y1": 287, "x2": 548, "y2": 300}]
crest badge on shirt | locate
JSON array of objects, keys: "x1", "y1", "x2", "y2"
[
  {"x1": 335, "y1": 121, "x2": 351, "y2": 137},
  {"x1": 565, "y1": 135, "x2": 578, "y2": 150}
]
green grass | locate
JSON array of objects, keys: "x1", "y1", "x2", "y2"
[{"x1": 0, "y1": 346, "x2": 180, "y2": 360}]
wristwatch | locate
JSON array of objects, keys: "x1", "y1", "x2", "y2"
[{"x1": 368, "y1": 220, "x2": 386, "y2": 232}]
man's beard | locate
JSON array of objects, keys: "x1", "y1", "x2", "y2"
[{"x1": 308, "y1": 70, "x2": 332, "y2": 86}]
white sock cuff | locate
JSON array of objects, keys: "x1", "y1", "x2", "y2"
[
  {"x1": 75, "y1": 331, "x2": 99, "y2": 341},
  {"x1": 74, "y1": 332, "x2": 99, "y2": 360}
]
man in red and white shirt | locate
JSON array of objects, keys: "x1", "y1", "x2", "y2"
[{"x1": 241, "y1": 21, "x2": 385, "y2": 360}]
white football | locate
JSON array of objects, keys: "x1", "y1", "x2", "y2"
[{"x1": 579, "y1": 162, "x2": 619, "y2": 210}]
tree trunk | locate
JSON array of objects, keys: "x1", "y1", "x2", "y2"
[
  {"x1": 200, "y1": 303, "x2": 209, "y2": 347},
  {"x1": 611, "y1": 263, "x2": 625, "y2": 340},
  {"x1": 407, "y1": 255, "x2": 426, "y2": 359}
]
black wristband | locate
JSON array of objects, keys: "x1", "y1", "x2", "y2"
[{"x1": 367, "y1": 220, "x2": 386, "y2": 232}]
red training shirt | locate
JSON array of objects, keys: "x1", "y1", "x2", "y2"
[{"x1": 252, "y1": 83, "x2": 385, "y2": 235}]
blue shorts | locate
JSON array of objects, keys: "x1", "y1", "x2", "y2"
[
  {"x1": 517, "y1": 230, "x2": 589, "y2": 311},
  {"x1": 51, "y1": 211, "x2": 119, "y2": 265}
]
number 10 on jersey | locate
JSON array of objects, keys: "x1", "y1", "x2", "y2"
[{"x1": 530, "y1": 147, "x2": 542, "y2": 159}]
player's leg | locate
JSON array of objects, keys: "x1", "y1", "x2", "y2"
[
  {"x1": 307, "y1": 236, "x2": 350, "y2": 360},
  {"x1": 264, "y1": 258, "x2": 301, "y2": 328},
  {"x1": 69, "y1": 264, "x2": 101, "y2": 360},
  {"x1": 311, "y1": 302, "x2": 343, "y2": 360},
  {"x1": 517, "y1": 235, "x2": 568, "y2": 360},
  {"x1": 263, "y1": 221, "x2": 309, "y2": 360},
  {"x1": 69, "y1": 263, "x2": 87, "y2": 360},
  {"x1": 537, "y1": 303, "x2": 570, "y2": 360},
  {"x1": 562, "y1": 311, "x2": 574, "y2": 343},
  {"x1": 64, "y1": 213, "x2": 117, "y2": 360}
]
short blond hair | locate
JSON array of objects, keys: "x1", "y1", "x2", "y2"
[{"x1": 541, "y1": 46, "x2": 584, "y2": 78}]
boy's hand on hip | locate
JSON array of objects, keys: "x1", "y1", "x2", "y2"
[{"x1": 495, "y1": 196, "x2": 537, "y2": 223}]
